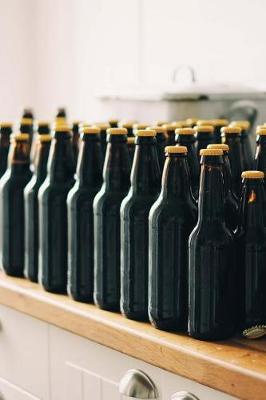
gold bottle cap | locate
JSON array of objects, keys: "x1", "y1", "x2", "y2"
[
  {"x1": 119, "y1": 120, "x2": 137, "y2": 128},
  {"x1": 154, "y1": 120, "x2": 168, "y2": 126},
  {"x1": 256, "y1": 127, "x2": 266, "y2": 136},
  {"x1": 83, "y1": 126, "x2": 100, "y2": 134},
  {"x1": 207, "y1": 143, "x2": 229, "y2": 152},
  {"x1": 147, "y1": 126, "x2": 167, "y2": 134},
  {"x1": 165, "y1": 145, "x2": 187, "y2": 154},
  {"x1": 127, "y1": 137, "x2": 135, "y2": 145},
  {"x1": 55, "y1": 116, "x2": 67, "y2": 123},
  {"x1": 175, "y1": 128, "x2": 195, "y2": 135},
  {"x1": 0, "y1": 122, "x2": 12, "y2": 128},
  {"x1": 133, "y1": 123, "x2": 149, "y2": 130},
  {"x1": 95, "y1": 122, "x2": 110, "y2": 130},
  {"x1": 221, "y1": 126, "x2": 241, "y2": 135},
  {"x1": 107, "y1": 127, "x2": 127, "y2": 135},
  {"x1": 136, "y1": 129, "x2": 156, "y2": 137},
  {"x1": 230, "y1": 120, "x2": 250, "y2": 130},
  {"x1": 14, "y1": 133, "x2": 30, "y2": 141},
  {"x1": 194, "y1": 125, "x2": 214, "y2": 133},
  {"x1": 212, "y1": 119, "x2": 229, "y2": 126},
  {"x1": 20, "y1": 118, "x2": 33, "y2": 125},
  {"x1": 186, "y1": 118, "x2": 198, "y2": 125},
  {"x1": 243, "y1": 325, "x2": 266, "y2": 339},
  {"x1": 200, "y1": 148, "x2": 223, "y2": 156},
  {"x1": 38, "y1": 134, "x2": 52, "y2": 142},
  {"x1": 197, "y1": 119, "x2": 215, "y2": 126},
  {"x1": 241, "y1": 170, "x2": 264, "y2": 179}
]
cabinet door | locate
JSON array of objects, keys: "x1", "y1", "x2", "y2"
[
  {"x1": 0, "y1": 377, "x2": 40, "y2": 400},
  {"x1": 0, "y1": 305, "x2": 49, "y2": 400}
]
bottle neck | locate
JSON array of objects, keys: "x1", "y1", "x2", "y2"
[
  {"x1": 198, "y1": 156, "x2": 225, "y2": 224},
  {"x1": 9, "y1": 140, "x2": 31, "y2": 175},
  {"x1": 239, "y1": 179, "x2": 265, "y2": 230},
  {"x1": 0, "y1": 128, "x2": 12, "y2": 147},
  {"x1": 76, "y1": 135, "x2": 103, "y2": 187},
  {"x1": 47, "y1": 132, "x2": 75, "y2": 184},
  {"x1": 223, "y1": 152, "x2": 234, "y2": 195},
  {"x1": 161, "y1": 154, "x2": 193, "y2": 200},
  {"x1": 176, "y1": 134, "x2": 196, "y2": 147},
  {"x1": 131, "y1": 136, "x2": 161, "y2": 195},
  {"x1": 103, "y1": 134, "x2": 131, "y2": 192},
  {"x1": 35, "y1": 141, "x2": 51, "y2": 182}
]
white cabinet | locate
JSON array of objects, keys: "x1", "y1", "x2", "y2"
[{"x1": 0, "y1": 305, "x2": 49, "y2": 400}]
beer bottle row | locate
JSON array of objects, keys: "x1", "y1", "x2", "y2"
[{"x1": 0, "y1": 111, "x2": 265, "y2": 342}]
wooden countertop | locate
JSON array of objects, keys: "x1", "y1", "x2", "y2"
[{"x1": 0, "y1": 272, "x2": 265, "y2": 400}]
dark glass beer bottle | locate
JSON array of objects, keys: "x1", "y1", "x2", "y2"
[
  {"x1": 95, "y1": 122, "x2": 110, "y2": 156},
  {"x1": 188, "y1": 148, "x2": 236, "y2": 340},
  {"x1": 222, "y1": 126, "x2": 244, "y2": 197},
  {"x1": 133, "y1": 123, "x2": 149, "y2": 136},
  {"x1": 186, "y1": 118, "x2": 198, "y2": 128},
  {"x1": 67, "y1": 126, "x2": 103, "y2": 302},
  {"x1": 127, "y1": 137, "x2": 135, "y2": 164},
  {"x1": 149, "y1": 145, "x2": 197, "y2": 330},
  {"x1": 39, "y1": 122, "x2": 75, "y2": 293},
  {"x1": 19, "y1": 117, "x2": 34, "y2": 149},
  {"x1": 94, "y1": 127, "x2": 131, "y2": 311},
  {"x1": 22, "y1": 108, "x2": 34, "y2": 119},
  {"x1": 175, "y1": 128, "x2": 199, "y2": 199},
  {"x1": 0, "y1": 122, "x2": 12, "y2": 178},
  {"x1": 163, "y1": 123, "x2": 181, "y2": 146},
  {"x1": 109, "y1": 119, "x2": 119, "y2": 128},
  {"x1": 119, "y1": 121, "x2": 136, "y2": 137},
  {"x1": 37, "y1": 121, "x2": 50, "y2": 136},
  {"x1": 194, "y1": 125, "x2": 214, "y2": 159},
  {"x1": 121, "y1": 129, "x2": 161, "y2": 321},
  {"x1": 24, "y1": 133, "x2": 52, "y2": 282},
  {"x1": 208, "y1": 143, "x2": 239, "y2": 232},
  {"x1": 230, "y1": 121, "x2": 253, "y2": 170},
  {"x1": 212, "y1": 119, "x2": 229, "y2": 144},
  {"x1": 148, "y1": 126, "x2": 168, "y2": 172},
  {"x1": 71, "y1": 121, "x2": 81, "y2": 166},
  {"x1": 236, "y1": 171, "x2": 266, "y2": 332},
  {"x1": 0, "y1": 133, "x2": 32, "y2": 276},
  {"x1": 56, "y1": 107, "x2": 67, "y2": 119},
  {"x1": 254, "y1": 127, "x2": 266, "y2": 174}
]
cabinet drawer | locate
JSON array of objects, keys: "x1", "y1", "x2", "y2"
[
  {"x1": 0, "y1": 377, "x2": 40, "y2": 400},
  {"x1": 0, "y1": 305, "x2": 49, "y2": 399}
]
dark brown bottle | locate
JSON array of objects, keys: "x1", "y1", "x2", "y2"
[
  {"x1": 93, "y1": 128, "x2": 131, "y2": 311},
  {"x1": 24, "y1": 133, "x2": 52, "y2": 282},
  {"x1": 56, "y1": 107, "x2": 67, "y2": 119},
  {"x1": 39, "y1": 122, "x2": 75, "y2": 293},
  {"x1": 127, "y1": 137, "x2": 135, "y2": 164},
  {"x1": 212, "y1": 119, "x2": 229, "y2": 144},
  {"x1": 22, "y1": 108, "x2": 34, "y2": 120},
  {"x1": 119, "y1": 121, "x2": 136, "y2": 137},
  {"x1": 175, "y1": 128, "x2": 199, "y2": 199},
  {"x1": 0, "y1": 133, "x2": 32, "y2": 276},
  {"x1": 0, "y1": 122, "x2": 12, "y2": 178},
  {"x1": 37, "y1": 121, "x2": 50, "y2": 136},
  {"x1": 67, "y1": 126, "x2": 103, "y2": 302},
  {"x1": 186, "y1": 118, "x2": 198, "y2": 128},
  {"x1": 230, "y1": 121, "x2": 253, "y2": 171},
  {"x1": 235, "y1": 171, "x2": 266, "y2": 332},
  {"x1": 254, "y1": 127, "x2": 266, "y2": 175},
  {"x1": 194, "y1": 125, "x2": 214, "y2": 159},
  {"x1": 95, "y1": 122, "x2": 111, "y2": 156},
  {"x1": 109, "y1": 119, "x2": 119, "y2": 128},
  {"x1": 133, "y1": 123, "x2": 149, "y2": 136},
  {"x1": 163, "y1": 123, "x2": 181, "y2": 146},
  {"x1": 149, "y1": 146, "x2": 197, "y2": 331},
  {"x1": 121, "y1": 129, "x2": 161, "y2": 321},
  {"x1": 71, "y1": 121, "x2": 81, "y2": 166},
  {"x1": 19, "y1": 117, "x2": 34, "y2": 149},
  {"x1": 31, "y1": 121, "x2": 51, "y2": 168},
  {"x1": 222, "y1": 126, "x2": 244, "y2": 198},
  {"x1": 188, "y1": 148, "x2": 236, "y2": 340},
  {"x1": 148, "y1": 126, "x2": 168, "y2": 172},
  {"x1": 208, "y1": 143, "x2": 239, "y2": 232}
]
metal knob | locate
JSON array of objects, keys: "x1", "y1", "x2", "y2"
[
  {"x1": 171, "y1": 391, "x2": 199, "y2": 400},
  {"x1": 119, "y1": 369, "x2": 159, "y2": 399}
]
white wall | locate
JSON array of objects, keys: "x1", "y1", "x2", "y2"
[{"x1": 0, "y1": 0, "x2": 266, "y2": 121}]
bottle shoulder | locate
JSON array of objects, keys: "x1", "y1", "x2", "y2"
[{"x1": 190, "y1": 222, "x2": 233, "y2": 246}]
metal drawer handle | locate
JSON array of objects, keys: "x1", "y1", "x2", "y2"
[
  {"x1": 119, "y1": 369, "x2": 159, "y2": 399},
  {"x1": 171, "y1": 391, "x2": 200, "y2": 400}
]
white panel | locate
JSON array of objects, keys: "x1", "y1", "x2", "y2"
[
  {"x1": 0, "y1": 377, "x2": 40, "y2": 400},
  {"x1": 82, "y1": 370, "x2": 101, "y2": 400},
  {"x1": 101, "y1": 379, "x2": 119, "y2": 400},
  {"x1": 0, "y1": 305, "x2": 49, "y2": 399},
  {"x1": 65, "y1": 363, "x2": 83, "y2": 400}
]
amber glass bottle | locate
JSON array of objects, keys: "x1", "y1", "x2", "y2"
[
  {"x1": 175, "y1": 128, "x2": 199, "y2": 199},
  {"x1": 149, "y1": 146, "x2": 197, "y2": 331},
  {"x1": 236, "y1": 171, "x2": 266, "y2": 332},
  {"x1": 56, "y1": 108, "x2": 67, "y2": 119},
  {"x1": 37, "y1": 121, "x2": 50, "y2": 136},
  {"x1": 208, "y1": 143, "x2": 239, "y2": 232},
  {"x1": 254, "y1": 127, "x2": 266, "y2": 175},
  {"x1": 24, "y1": 134, "x2": 52, "y2": 282},
  {"x1": 0, "y1": 122, "x2": 12, "y2": 177},
  {"x1": 71, "y1": 121, "x2": 81, "y2": 166},
  {"x1": 22, "y1": 108, "x2": 34, "y2": 120},
  {"x1": 19, "y1": 118, "x2": 34, "y2": 149},
  {"x1": 194, "y1": 125, "x2": 214, "y2": 159},
  {"x1": 212, "y1": 119, "x2": 229, "y2": 144},
  {"x1": 120, "y1": 129, "x2": 161, "y2": 321},
  {"x1": 188, "y1": 148, "x2": 236, "y2": 340},
  {"x1": 95, "y1": 123, "x2": 110, "y2": 156},
  {"x1": 67, "y1": 126, "x2": 103, "y2": 302},
  {"x1": 230, "y1": 121, "x2": 253, "y2": 171},
  {"x1": 0, "y1": 133, "x2": 32, "y2": 276},
  {"x1": 148, "y1": 126, "x2": 168, "y2": 172},
  {"x1": 39, "y1": 122, "x2": 75, "y2": 293},
  {"x1": 222, "y1": 126, "x2": 244, "y2": 197},
  {"x1": 94, "y1": 128, "x2": 131, "y2": 311}
]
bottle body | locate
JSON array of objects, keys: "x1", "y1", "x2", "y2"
[
  {"x1": 254, "y1": 136, "x2": 266, "y2": 175},
  {"x1": 94, "y1": 131, "x2": 131, "y2": 311},
  {"x1": 0, "y1": 125, "x2": 12, "y2": 177},
  {"x1": 241, "y1": 130, "x2": 253, "y2": 171},
  {"x1": 149, "y1": 151, "x2": 197, "y2": 330},
  {"x1": 67, "y1": 132, "x2": 103, "y2": 302}
]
